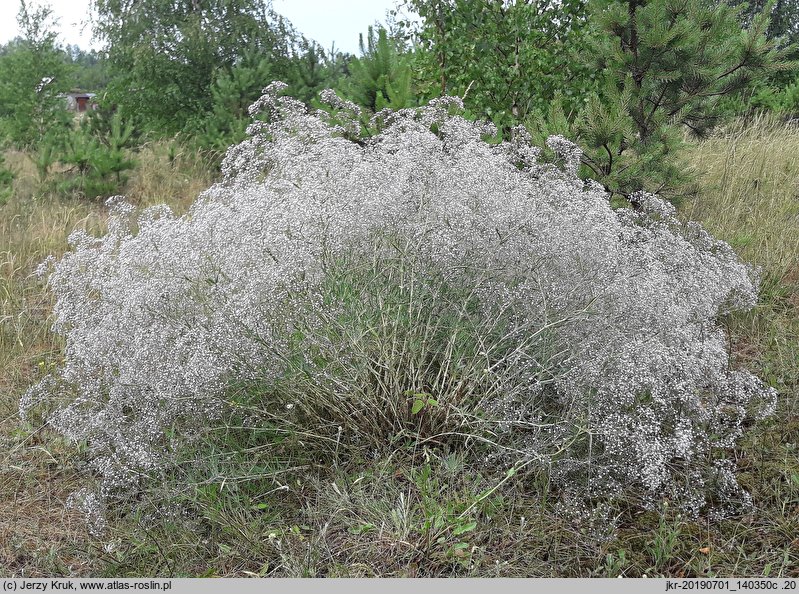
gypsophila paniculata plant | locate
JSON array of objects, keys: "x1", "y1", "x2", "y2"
[{"x1": 23, "y1": 81, "x2": 777, "y2": 525}]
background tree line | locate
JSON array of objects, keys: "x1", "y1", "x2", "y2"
[{"x1": 0, "y1": 0, "x2": 797, "y2": 202}]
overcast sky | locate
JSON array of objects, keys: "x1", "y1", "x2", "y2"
[{"x1": 0, "y1": 0, "x2": 403, "y2": 55}]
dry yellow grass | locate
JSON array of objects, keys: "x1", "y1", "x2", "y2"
[
  {"x1": 678, "y1": 119, "x2": 799, "y2": 580},
  {"x1": 682, "y1": 114, "x2": 799, "y2": 280},
  {"x1": 125, "y1": 141, "x2": 216, "y2": 212},
  {"x1": 682, "y1": 114, "x2": 799, "y2": 412}
]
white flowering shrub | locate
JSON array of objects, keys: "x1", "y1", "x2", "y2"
[{"x1": 23, "y1": 82, "x2": 776, "y2": 517}]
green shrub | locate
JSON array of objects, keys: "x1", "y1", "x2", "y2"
[
  {"x1": 25, "y1": 85, "x2": 776, "y2": 530},
  {"x1": 0, "y1": 152, "x2": 13, "y2": 206},
  {"x1": 55, "y1": 113, "x2": 136, "y2": 200}
]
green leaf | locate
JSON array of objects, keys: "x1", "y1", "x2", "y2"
[
  {"x1": 411, "y1": 399, "x2": 425, "y2": 415},
  {"x1": 348, "y1": 522, "x2": 376, "y2": 535},
  {"x1": 452, "y1": 520, "x2": 477, "y2": 536}
]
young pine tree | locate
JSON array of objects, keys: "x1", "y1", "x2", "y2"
[
  {"x1": 57, "y1": 112, "x2": 136, "y2": 199},
  {"x1": 287, "y1": 40, "x2": 333, "y2": 105},
  {"x1": 530, "y1": 0, "x2": 795, "y2": 200},
  {"x1": 194, "y1": 48, "x2": 274, "y2": 151},
  {"x1": 344, "y1": 26, "x2": 416, "y2": 112}
]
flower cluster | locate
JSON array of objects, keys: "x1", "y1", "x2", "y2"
[{"x1": 23, "y1": 83, "x2": 776, "y2": 516}]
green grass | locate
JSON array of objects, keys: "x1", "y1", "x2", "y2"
[{"x1": 1, "y1": 117, "x2": 798, "y2": 577}]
